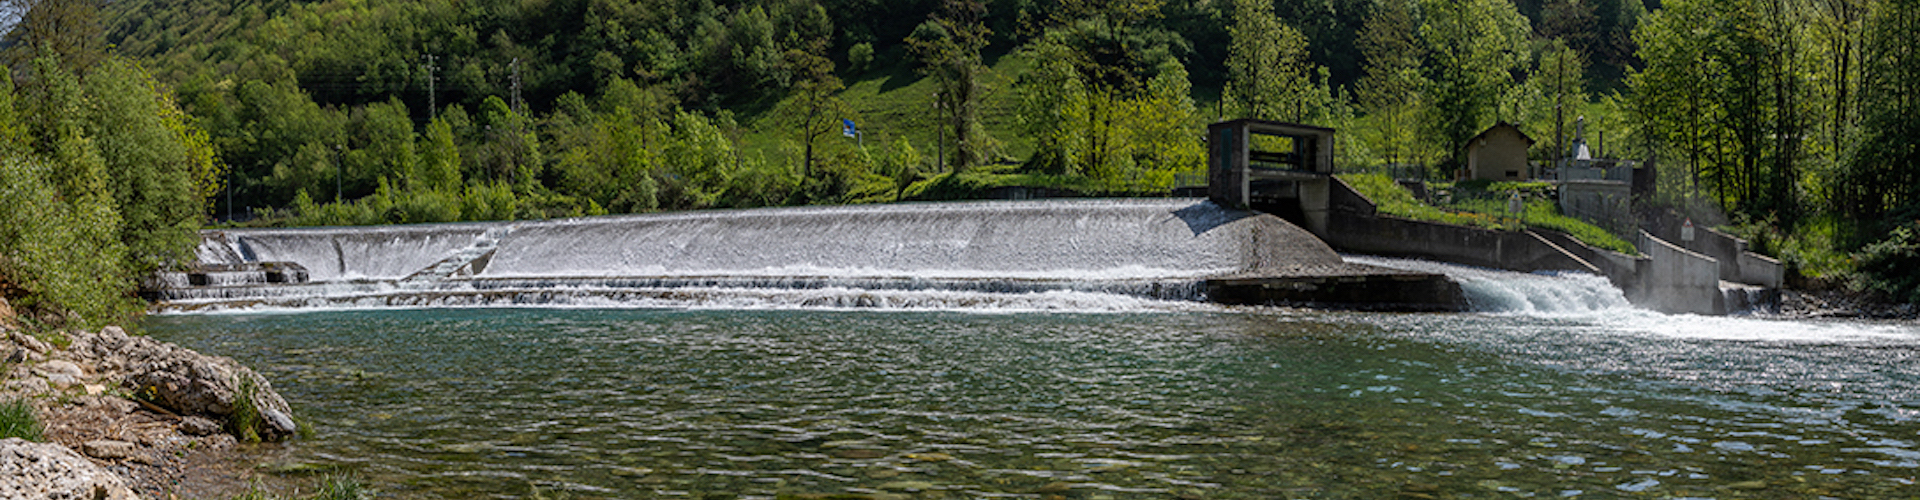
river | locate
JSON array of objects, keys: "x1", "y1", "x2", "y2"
[{"x1": 142, "y1": 260, "x2": 1920, "y2": 499}]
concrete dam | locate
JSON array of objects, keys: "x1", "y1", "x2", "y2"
[{"x1": 153, "y1": 198, "x2": 1463, "y2": 311}]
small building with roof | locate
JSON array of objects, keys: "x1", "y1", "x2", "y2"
[{"x1": 1463, "y1": 122, "x2": 1535, "y2": 181}]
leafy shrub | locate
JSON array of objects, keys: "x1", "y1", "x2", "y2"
[
  {"x1": 1854, "y1": 223, "x2": 1920, "y2": 304},
  {"x1": 847, "y1": 42, "x2": 875, "y2": 73},
  {"x1": 0, "y1": 157, "x2": 142, "y2": 326}
]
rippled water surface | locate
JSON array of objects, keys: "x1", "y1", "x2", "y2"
[{"x1": 143, "y1": 307, "x2": 1920, "y2": 499}]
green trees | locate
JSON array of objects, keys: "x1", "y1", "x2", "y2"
[
  {"x1": 777, "y1": 40, "x2": 849, "y2": 183},
  {"x1": 1222, "y1": 0, "x2": 1319, "y2": 123},
  {"x1": 0, "y1": 54, "x2": 217, "y2": 326},
  {"x1": 909, "y1": 0, "x2": 991, "y2": 173},
  {"x1": 79, "y1": 59, "x2": 204, "y2": 276},
  {"x1": 1014, "y1": 31, "x2": 1201, "y2": 192},
  {"x1": 1420, "y1": 0, "x2": 1531, "y2": 168},
  {"x1": 1629, "y1": 0, "x2": 1813, "y2": 221},
  {"x1": 1835, "y1": 0, "x2": 1920, "y2": 221},
  {"x1": 1356, "y1": 0, "x2": 1429, "y2": 170}
]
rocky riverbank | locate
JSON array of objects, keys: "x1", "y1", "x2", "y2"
[
  {"x1": 1777, "y1": 288, "x2": 1920, "y2": 320},
  {"x1": 1, "y1": 302, "x2": 300, "y2": 500}
]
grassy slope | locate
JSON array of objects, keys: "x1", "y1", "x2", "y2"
[
  {"x1": 1340, "y1": 173, "x2": 1637, "y2": 255},
  {"x1": 736, "y1": 52, "x2": 1035, "y2": 169}
]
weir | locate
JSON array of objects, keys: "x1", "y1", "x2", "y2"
[{"x1": 153, "y1": 199, "x2": 1464, "y2": 311}]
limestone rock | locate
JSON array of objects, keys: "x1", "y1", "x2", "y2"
[
  {"x1": 177, "y1": 416, "x2": 222, "y2": 436},
  {"x1": 0, "y1": 437, "x2": 142, "y2": 500},
  {"x1": 10, "y1": 331, "x2": 50, "y2": 355},
  {"x1": 81, "y1": 440, "x2": 135, "y2": 460},
  {"x1": 34, "y1": 360, "x2": 86, "y2": 388},
  {"x1": 65, "y1": 327, "x2": 297, "y2": 440},
  {"x1": 0, "y1": 297, "x2": 16, "y2": 330},
  {"x1": 3, "y1": 377, "x2": 48, "y2": 394}
]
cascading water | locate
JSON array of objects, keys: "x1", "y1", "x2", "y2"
[
  {"x1": 1344, "y1": 255, "x2": 1632, "y2": 314},
  {"x1": 163, "y1": 199, "x2": 1343, "y2": 312}
]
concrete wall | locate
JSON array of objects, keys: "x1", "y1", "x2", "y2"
[
  {"x1": 1322, "y1": 212, "x2": 1598, "y2": 274},
  {"x1": 1329, "y1": 177, "x2": 1378, "y2": 217},
  {"x1": 1558, "y1": 180, "x2": 1633, "y2": 234},
  {"x1": 1636, "y1": 231, "x2": 1724, "y2": 315},
  {"x1": 1644, "y1": 217, "x2": 1785, "y2": 287},
  {"x1": 1325, "y1": 216, "x2": 1729, "y2": 315},
  {"x1": 1737, "y1": 251, "x2": 1785, "y2": 288}
]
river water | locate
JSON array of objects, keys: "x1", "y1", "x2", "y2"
[{"x1": 141, "y1": 263, "x2": 1920, "y2": 499}]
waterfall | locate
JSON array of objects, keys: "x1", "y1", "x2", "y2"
[
  {"x1": 161, "y1": 199, "x2": 1344, "y2": 312},
  {"x1": 1343, "y1": 256, "x2": 1632, "y2": 314}
]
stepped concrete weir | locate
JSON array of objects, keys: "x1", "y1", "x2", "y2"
[{"x1": 151, "y1": 199, "x2": 1464, "y2": 311}]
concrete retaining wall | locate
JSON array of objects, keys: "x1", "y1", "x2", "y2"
[
  {"x1": 1323, "y1": 213, "x2": 1731, "y2": 315},
  {"x1": 1738, "y1": 251, "x2": 1785, "y2": 288},
  {"x1": 1636, "y1": 231, "x2": 1724, "y2": 315},
  {"x1": 1329, "y1": 177, "x2": 1378, "y2": 217},
  {"x1": 1645, "y1": 216, "x2": 1785, "y2": 287},
  {"x1": 1322, "y1": 212, "x2": 1598, "y2": 274}
]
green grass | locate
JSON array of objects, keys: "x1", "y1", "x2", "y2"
[
  {"x1": 310, "y1": 475, "x2": 366, "y2": 500},
  {"x1": 1453, "y1": 198, "x2": 1637, "y2": 254},
  {"x1": 0, "y1": 398, "x2": 43, "y2": 441},
  {"x1": 738, "y1": 52, "x2": 1036, "y2": 174},
  {"x1": 1340, "y1": 173, "x2": 1638, "y2": 254}
]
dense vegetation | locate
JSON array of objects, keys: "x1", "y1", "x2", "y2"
[
  {"x1": 1, "y1": 0, "x2": 1918, "y2": 323},
  {"x1": 0, "y1": 50, "x2": 214, "y2": 328}
]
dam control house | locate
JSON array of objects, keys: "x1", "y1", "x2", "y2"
[{"x1": 1206, "y1": 119, "x2": 1338, "y2": 235}]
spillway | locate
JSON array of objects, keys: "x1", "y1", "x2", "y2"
[{"x1": 156, "y1": 199, "x2": 1457, "y2": 311}]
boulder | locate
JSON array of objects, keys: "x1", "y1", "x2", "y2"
[
  {"x1": 0, "y1": 437, "x2": 142, "y2": 500},
  {"x1": 80, "y1": 440, "x2": 135, "y2": 460},
  {"x1": 9, "y1": 331, "x2": 50, "y2": 355},
  {"x1": 33, "y1": 360, "x2": 85, "y2": 388},
  {"x1": 65, "y1": 327, "x2": 296, "y2": 440},
  {"x1": 177, "y1": 416, "x2": 222, "y2": 436}
]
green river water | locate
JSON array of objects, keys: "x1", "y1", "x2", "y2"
[{"x1": 141, "y1": 305, "x2": 1920, "y2": 500}]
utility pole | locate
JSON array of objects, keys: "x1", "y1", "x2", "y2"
[
  {"x1": 510, "y1": 58, "x2": 524, "y2": 116},
  {"x1": 422, "y1": 54, "x2": 439, "y2": 120},
  {"x1": 933, "y1": 92, "x2": 945, "y2": 172},
  {"x1": 1553, "y1": 50, "x2": 1565, "y2": 178}
]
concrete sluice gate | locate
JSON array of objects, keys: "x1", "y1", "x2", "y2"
[{"x1": 151, "y1": 199, "x2": 1464, "y2": 312}]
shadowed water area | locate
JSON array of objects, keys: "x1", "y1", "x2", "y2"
[{"x1": 144, "y1": 299, "x2": 1920, "y2": 499}]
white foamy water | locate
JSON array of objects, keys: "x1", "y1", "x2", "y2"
[
  {"x1": 1343, "y1": 255, "x2": 1631, "y2": 314},
  {"x1": 166, "y1": 199, "x2": 1332, "y2": 312},
  {"x1": 1346, "y1": 255, "x2": 1920, "y2": 343},
  {"x1": 159, "y1": 286, "x2": 1217, "y2": 315}
]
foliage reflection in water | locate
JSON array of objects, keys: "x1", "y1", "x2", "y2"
[{"x1": 143, "y1": 307, "x2": 1920, "y2": 499}]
